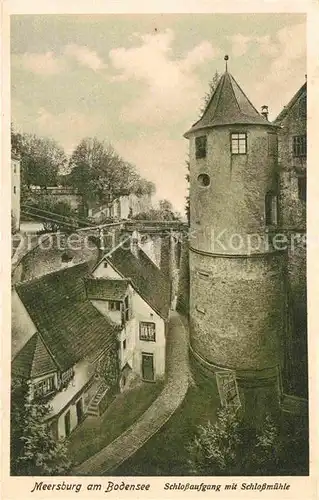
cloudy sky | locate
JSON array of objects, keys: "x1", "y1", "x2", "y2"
[{"x1": 11, "y1": 14, "x2": 306, "y2": 212}]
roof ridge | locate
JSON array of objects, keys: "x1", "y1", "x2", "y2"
[
  {"x1": 273, "y1": 81, "x2": 307, "y2": 123},
  {"x1": 228, "y1": 73, "x2": 242, "y2": 114}
]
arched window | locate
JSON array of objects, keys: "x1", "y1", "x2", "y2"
[{"x1": 265, "y1": 192, "x2": 278, "y2": 226}]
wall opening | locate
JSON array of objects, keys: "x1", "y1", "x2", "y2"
[{"x1": 197, "y1": 173, "x2": 210, "y2": 187}]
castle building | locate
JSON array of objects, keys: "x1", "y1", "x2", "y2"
[
  {"x1": 274, "y1": 81, "x2": 307, "y2": 398},
  {"x1": 11, "y1": 152, "x2": 21, "y2": 232},
  {"x1": 184, "y1": 60, "x2": 291, "y2": 423}
]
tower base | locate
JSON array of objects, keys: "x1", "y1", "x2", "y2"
[{"x1": 190, "y1": 345, "x2": 281, "y2": 428}]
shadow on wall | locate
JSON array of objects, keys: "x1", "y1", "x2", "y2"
[{"x1": 176, "y1": 239, "x2": 190, "y2": 316}]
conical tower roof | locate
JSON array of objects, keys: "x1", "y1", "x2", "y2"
[{"x1": 185, "y1": 69, "x2": 274, "y2": 137}]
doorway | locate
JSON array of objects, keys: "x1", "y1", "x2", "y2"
[
  {"x1": 76, "y1": 398, "x2": 84, "y2": 424},
  {"x1": 64, "y1": 410, "x2": 71, "y2": 437},
  {"x1": 142, "y1": 353, "x2": 155, "y2": 381}
]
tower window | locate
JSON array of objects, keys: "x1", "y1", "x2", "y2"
[
  {"x1": 13, "y1": 186, "x2": 16, "y2": 194},
  {"x1": 293, "y1": 135, "x2": 306, "y2": 157},
  {"x1": 195, "y1": 136, "x2": 207, "y2": 159},
  {"x1": 268, "y1": 133, "x2": 278, "y2": 156},
  {"x1": 298, "y1": 176, "x2": 306, "y2": 202},
  {"x1": 265, "y1": 193, "x2": 278, "y2": 226},
  {"x1": 197, "y1": 173, "x2": 210, "y2": 187},
  {"x1": 123, "y1": 339, "x2": 127, "y2": 350},
  {"x1": 231, "y1": 133, "x2": 247, "y2": 154}
]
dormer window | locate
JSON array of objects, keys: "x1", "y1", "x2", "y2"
[
  {"x1": 109, "y1": 301, "x2": 121, "y2": 311},
  {"x1": 195, "y1": 136, "x2": 207, "y2": 159},
  {"x1": 231, "y1": 133, "x2": 247, "y2": 154}
]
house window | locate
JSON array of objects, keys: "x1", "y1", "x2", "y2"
[
  {"x1": 298, "y1": 176, "x2": 306, "y2": 202},
  {"x1": 265, "y1": 193, "x2": 278, "y2": 225},
  {"x1": 103, "y1": 261, "x2": 108, "y2": 268},
  {"x1": 268, "y1": 133, "x2": 278, "y2": 156},
  {"x1": 139, "y1": 322, "x2": 156, "y2": 342},
  {"x1": 33, "y1": 376, "x2": 55, "y2": 399},
  {"x1": 123, "y1": 339, "x2": 127, "y2": 350},
  {"x1": 195, "y1": 136, "x2": 207, "y2": 159},
  {"x1": 293, "y1": 135, "x2": 307, "y2": 157},
  {"x1": 231, "y1": 133, "x2": 247, "y2": 154},
  {"x1": 109, "y1": 301, "x2": 121, "y2": 311}
]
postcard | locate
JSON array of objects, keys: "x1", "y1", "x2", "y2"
[{"x1": 1, "y1": 1, "x2": 318, "y2": 499}]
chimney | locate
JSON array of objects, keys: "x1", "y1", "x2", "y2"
[
  {"x1": 130, "y1": 230, "x2": 139, "y2": 258},
  {"x1": 261, "y1": 105, "x2": 269, "y2": 120}
]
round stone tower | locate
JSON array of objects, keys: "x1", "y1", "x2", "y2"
[{"x1": 184, "y1": 60, "x2": 287, "y2": 424}]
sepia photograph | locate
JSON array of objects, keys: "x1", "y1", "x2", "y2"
[{"x1": 4, "y1": 6, "x2": 313, "y2": 491}]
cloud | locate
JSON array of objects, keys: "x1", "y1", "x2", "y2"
[
  {"x1": 109, "y1": 29, "x2": 219, "y2": 126},
  {"x1": 64, "y1": 44, "x2": 106, "y2": 71},
  {"x1": 34, "y1": 107, "x2": 105, "y2": 154},
  {"x1": 247, "y1": 23, "x2": 306, "y2": 119},
  {"x1": 115, "y1": 133, "x2": 188, "y2": 213},
  {"x1": 228, "y1": 34, "x2": 252, "y2": 57},
  {"x1": 20, "y1": 51, "x2": 63, "y2": 75}
]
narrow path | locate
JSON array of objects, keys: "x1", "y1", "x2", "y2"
[{"x1": 73, "y1": 311, "x2": 189, "y2": 475}]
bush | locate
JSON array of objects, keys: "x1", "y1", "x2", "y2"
[{"x1": 188, "y1": 407, "x2": 284, "y2": 475}]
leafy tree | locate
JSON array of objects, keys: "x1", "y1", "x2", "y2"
[
  {"x1": 188, "y1": 407, "x2": 242, "y2": 475},
  {"x1": 11, "y1": 378, "x2": 71, "y2": 476},
  {"x1": 67, "y1": 137, "x2": 156, "y2": 207},
  {"x1": 199, "y1": 70, "x2": 220, "y2": 116},
  {"x1": 132, "y1": 203, "x2": 181, "y2": 222},
  {"x1": 11, "y1": 211, "x2": 17, "y2": 234},
  {"x1": 11, "y1": 123, "x2": 23, "y2": 155},
  {"x1": 12, "y1": 132, "x2": 67, "y2": 188},
  {"x1": 188, "y1": 407, "x2": 284, "y2": 475}
]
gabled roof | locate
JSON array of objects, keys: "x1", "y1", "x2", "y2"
[
  {"x1": 104, "y1": 243, "x2": 171, "y2": 320},
  {"x1": 12, "y1": 332, "x2": 57, "y2": 379},
  {"x1": 273, "y1": 82, "x2": 307, "y2": 125},
  {"x1": 15, "y1": 263, "x2": 120, "y2": 372},
  {"x1": 85, "y1": 278, "x2": 129, "y2": 301},
  {"x1": 185, "y1": 70, "x2": 273, "y2": 136}
]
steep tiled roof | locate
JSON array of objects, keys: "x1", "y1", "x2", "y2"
[
  {"x1": 12, "y1": 332, "x2": 57, "y2": 379},
  {"x1": 106, "y1": 244, "x2": 171, "y2": 319},
  {"x1": 15, "y1": 263, "x2": 120, "y2": 372},
  {"x1": 185, "y1": 71, "x2": 273, "y2": 136},
  {"x1": 273, "y1": 82, "x2": 307, "y2": 124},
  {"x1": 85, "y1": 278, "x2": 129, "y2": 301}
]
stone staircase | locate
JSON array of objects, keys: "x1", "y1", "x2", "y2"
[{"x1": 86, "y1": 381, "x2": 109, "y2": 417}]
